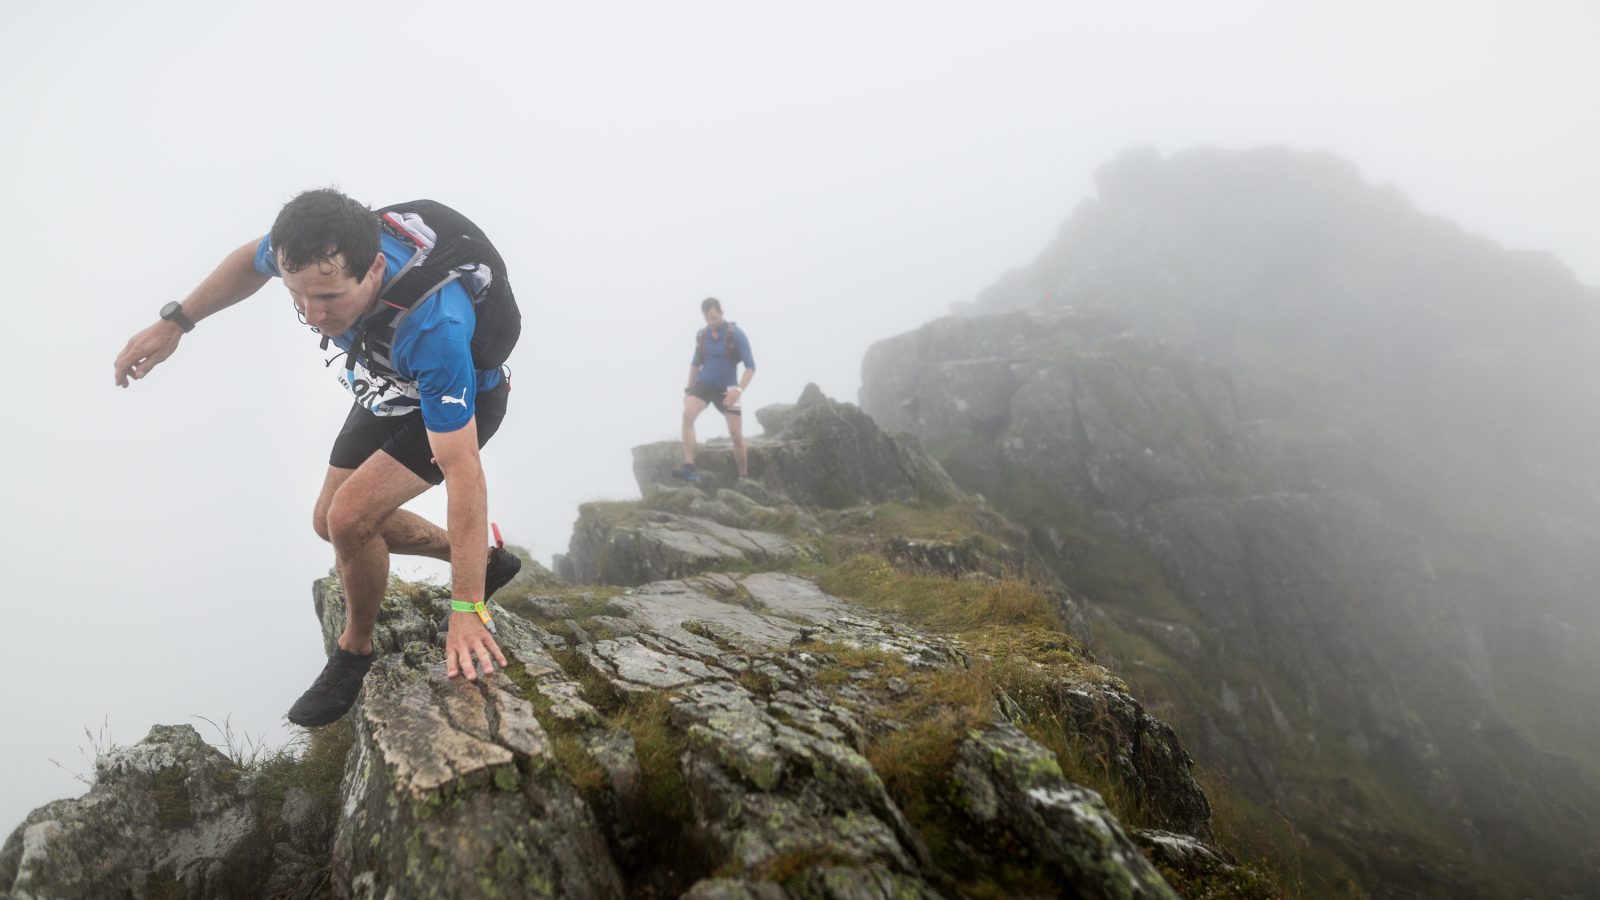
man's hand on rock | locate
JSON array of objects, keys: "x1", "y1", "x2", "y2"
[{"x1": 446, "y1": 612, "x2": 508, "y2": 681}]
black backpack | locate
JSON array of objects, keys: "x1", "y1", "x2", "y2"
[{"x1": 336, "y1": 200, "x2": 521, "y2": 380}]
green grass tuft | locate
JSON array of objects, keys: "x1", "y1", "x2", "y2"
[
  {"x1": 253, "y1": 720, "x2": 356, "y2": 822},
  {"x1": 150, "y1": 766, "x2": 195, "y2": 829},
  {"x1": 816, "y1": 555, "x2": 1060, "y2": 631}
]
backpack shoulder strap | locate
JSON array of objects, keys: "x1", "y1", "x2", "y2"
[{"x1": 367, "y1": 199, "x2": 521, "y2": 372}]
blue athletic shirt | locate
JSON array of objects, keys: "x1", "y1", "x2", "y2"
[
  {"x1": 255, "y1": 232, "x2": 502, "y2": 433},
  {"x1": 692, "y1": 324, "x2": 755, "y2": 388}
]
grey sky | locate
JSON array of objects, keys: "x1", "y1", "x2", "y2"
[{"x1": 2, "y1": 0, "x2": 1595, "y2": 831}]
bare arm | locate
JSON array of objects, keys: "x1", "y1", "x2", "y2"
[
  {"x1": 727, "y1": 366, "x2": 755, "y2": 402},
  {"x1": 113, "y1": 239, "x2": 270, "y2": 387},
  {"x1": 430, "y1": 420, "x2": 506, "y2": 681},
  {"x1": 726, "y1": 330, "x2": 755, "y2": 401},
  {"x1": 686, "y1": 364, "x2": 699, "y2": 390}
]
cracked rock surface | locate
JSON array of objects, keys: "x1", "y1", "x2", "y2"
[
  {"x1": 566, "y1": 507, "x2": 801, "y2": 587},
  {"x1": 6, "y1": 574, "x2": 1216, "y2": 900},
  {"x1": 302, "y1": 559, "x2": 1200, "y2": 898},
  {"x1": 9, "y1": 385, "x2": 1228, "y2": 899},
  {"x1": 332, "y1": 645, "x2": 624, "y2": 900}
]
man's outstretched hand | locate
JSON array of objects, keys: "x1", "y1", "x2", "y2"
[
  {"x1": 446, "y1": 612, "x2": 508, "y2": 681},
  {"x1": 114, "y1": 320, "x2": 182, "y2": 387}
]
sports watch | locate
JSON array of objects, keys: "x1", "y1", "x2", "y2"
[{"x1": 160, "y1": 301, "x2": 195, "y2": 333}]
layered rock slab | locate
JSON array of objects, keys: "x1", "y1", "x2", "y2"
[
  {"x1": 333, "y1": 645, "x2": 624, "y2": 900},
  {"x1": 8, "y1": 536, "x2": 1218, "y2": 898},
  {"x1": 566, "y1": 507, "x2": 799, "y2": 587}
]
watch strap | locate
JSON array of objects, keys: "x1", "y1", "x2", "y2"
[{"x1": 161, "y1": 303, "x2": 195, "y2": 333}]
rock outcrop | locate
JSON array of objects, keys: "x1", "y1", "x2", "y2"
[
  {"x1": 6, "y1": 572, "x2": 1214, "y2": 898},
  {"x1": 0, "y1": 725, "x2": 271, "y2": 900},
  {"x1": 861, "y1": 146, "x2": 1600, "y2": 898},
  {"x1": 7, "y1": 385, "x2": 1255, "y2": 899},
  {"x1": 564, "y1": 501, "x2": 802, "y2": 587},
  {"x1": 632, "y1": 383, "x2": 957, "y2": 509}
]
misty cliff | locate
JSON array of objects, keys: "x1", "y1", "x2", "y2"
[
  {"x1": 3, "y1": 387, "x2": 1276, "y2": 899},
  {"x1": 860, "y1": 146, "x2": 1600, "y2": 897}
]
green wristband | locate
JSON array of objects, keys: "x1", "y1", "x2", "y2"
[{"x1": 450, "y1": 600, "x2": 479, "y2": 613}]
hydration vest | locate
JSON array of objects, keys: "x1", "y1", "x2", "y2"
[
  {"x1": 331, "y1": 200, "x2": 521, "y2": 382},
  {"x1": 697, "y1": 322, "x2": 741, "y2": 365}
]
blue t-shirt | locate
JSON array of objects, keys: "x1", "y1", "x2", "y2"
[
  {"x1": 691, "y1": 324, "x2": 755, "y2": 388},
  {"x1": 256, "y1": 232, "x2": 501, "y2": 432}
]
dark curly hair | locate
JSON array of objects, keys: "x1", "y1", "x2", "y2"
[
  {"x1": 701, "y1": 297, "x2": 722, "y2": 314},
  {"x1": 269, "y1": 188, "x2": 381, "y2": 281}
]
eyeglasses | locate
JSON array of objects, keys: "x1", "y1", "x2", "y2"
[{"x1": 292, "y1": 296, "x2": 321, "y2": 335}]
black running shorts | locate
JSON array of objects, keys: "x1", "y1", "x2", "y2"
[
  {"x1": 329, "y1": 380, "x2": 509, "y2": 485},
  {"x1": 688, "y1": 381, "x2": 741, "y2": 416}
]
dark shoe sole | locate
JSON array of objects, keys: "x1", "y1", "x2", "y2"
[
  {"x1": 486, "y1": 546, "x2": 523, "y2": 600},
  {"x1": 287, "y1": 703, "x2": 352, "y2": 728},
  {"x1": 287, "y1": 650, "x2": 376, "y2": 727}
]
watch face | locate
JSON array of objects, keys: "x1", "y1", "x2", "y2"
[{"x1": 160, "y1": 301, "x2": 192, "y2": 332}]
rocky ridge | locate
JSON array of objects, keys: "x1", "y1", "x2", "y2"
[
  {"x1": 860, "y1": 147, "x2": 1600, "y2": 898},
  {"x1": 3, "y1": 386, "x2": 1260, "y2": 899}
]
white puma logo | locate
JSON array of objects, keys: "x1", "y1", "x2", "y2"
[{"x1": 440, "y1": 388, "x2": 468, "y2": 407}]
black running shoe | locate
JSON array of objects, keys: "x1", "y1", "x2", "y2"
[
  {"x1": 287, "y1": 648, "x2": 377, "y2": 727},
  {"x1": 671, "y1": 462, "x2": 698, "y2": 482},
  {"x1": 485, "y1": 545, "x2": 523, "y2": 600}
]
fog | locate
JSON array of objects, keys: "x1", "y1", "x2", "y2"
[{"x1": 2, "y1": 0, "x2": 1596, "y2": 832}]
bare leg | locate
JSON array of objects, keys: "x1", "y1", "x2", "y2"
[
  {"x1": 321, "y1": 453, "x2": 434, "y2": 654},
  {"x1": 379, "y1": 509, "x2": 451, "y2": 560},
  {"x1": 726, "y1": 409, "x2": 747, "y2": 477},
  {"x1": 681, "y1": 395, "x2": 709, "y2": 464},
  {"x1": 314, "y1": 467, "x2": 450, "y2": 561}
]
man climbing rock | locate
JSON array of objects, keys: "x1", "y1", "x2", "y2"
[
  {"x1": 112, "y1": 189, "x2": 523, "y2": 726},
  {"x1": 675, "y1": 297, "x2": 757, "y2": 482}
]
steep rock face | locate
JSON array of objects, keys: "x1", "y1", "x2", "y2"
[{"x1": 860, "y1": 147, "x2": 1600, "y2": 897}]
